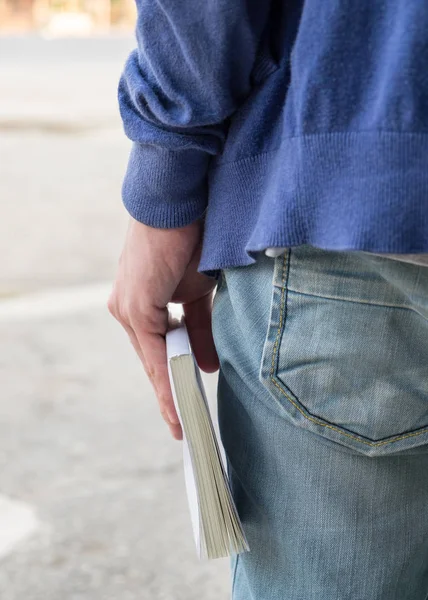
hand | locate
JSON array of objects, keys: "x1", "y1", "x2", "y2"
[{"x1": 108, "y1": 217, "x2": 219, "y2": 440}]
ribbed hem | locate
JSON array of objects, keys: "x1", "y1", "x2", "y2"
[
  {"x1": 122, "y1": 142, "x2": 209, "y2": 228},
  {"x1": 199, "y1": 132, "x2": 428, "y2": 273}
]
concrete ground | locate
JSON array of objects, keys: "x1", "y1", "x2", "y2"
[{"x1": 0, "y1": 35, "x2": 230, "y2": 599}]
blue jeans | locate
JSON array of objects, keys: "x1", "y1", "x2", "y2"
[{"x1": 212, "y1": 246, "x2": 428, "y2": 600}]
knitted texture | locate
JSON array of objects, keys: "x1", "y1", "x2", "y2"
[{"x1": 119, "y1": 0, "x2": 428, "y2": 273}]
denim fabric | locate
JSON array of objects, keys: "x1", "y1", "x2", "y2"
[{"x1": 212, "y1": 246, "x2": 428, "y2": 600}]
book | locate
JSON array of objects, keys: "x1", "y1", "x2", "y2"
[{"x1": 166, "y1": 321, "x2": 249, "y2": 560}]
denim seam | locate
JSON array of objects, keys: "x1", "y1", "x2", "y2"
[
  {"x1": 269, "y1": 250, "x2": 428, "y2": 449},
  {"x1": 231, "y1": 554, "x2": 240, "y2": 597},
  {"x1": 281, "y1": 286, "x2": 424, "y2": 315}
]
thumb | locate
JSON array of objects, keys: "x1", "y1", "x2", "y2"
[{"x1": 183, "y1": 292, "x2": 219, "y2": 373}]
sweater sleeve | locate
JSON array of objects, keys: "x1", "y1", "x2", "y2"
[{"x1": 119, "y1": 0, "x2": 274, "y2": 228}]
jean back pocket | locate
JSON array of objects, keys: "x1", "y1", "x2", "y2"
[{"x1": 260, "y1": 247, "x2": 428, "y2": 457}]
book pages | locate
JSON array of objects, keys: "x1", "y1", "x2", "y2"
[{"x1": 166, "y1": 324, "x2": 249, "y2": 560}]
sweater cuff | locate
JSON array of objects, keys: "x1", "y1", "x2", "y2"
[{"x1": 122, "y1": 142, "x2": 210, "y2": 228}]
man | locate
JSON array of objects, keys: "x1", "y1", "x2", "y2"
[{"x1": 109, "y1": 1, "x2": 428, "y2": 598}]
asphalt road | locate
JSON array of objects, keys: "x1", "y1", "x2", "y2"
[{"x1": 0, "y1": 35, "x2": 229, "y2": 600}]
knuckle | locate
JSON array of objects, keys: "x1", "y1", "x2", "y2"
[
  {"x1": 117, "y1": 303, "x2": 129, "y2": 323},
  {"x1": 107, "y1": 295, "x2": 117, "y2": 317},
  {"x1": 128, "y1": 304, "x2": 154, "y2": 333},
  {"x1": 125, "y1": 299, "x2": 141, "y2": 319},
  {"x1": 134, "y1": 310, "x2": 159, "y2": 335},
  {"x1": 159, "y1": 406, "x2": 170, "y2": 424}
]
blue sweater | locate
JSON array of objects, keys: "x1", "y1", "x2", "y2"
[{"x1": 119, "y1": 0, "x2": 428, "y2": 274}]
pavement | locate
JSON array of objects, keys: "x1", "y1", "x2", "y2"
[{"x1": 0, "y1": 35, "x2": 229, "y2": 599}]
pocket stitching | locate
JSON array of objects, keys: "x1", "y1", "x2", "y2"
[
  {"x1": 269, "y1": 250, "x2": 428, "y2": 449},
  {"x1": 285, "y1": 286, "x2": 424, "y2": 315}
]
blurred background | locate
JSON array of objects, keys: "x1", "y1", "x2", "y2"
[{"x1": 0, "y1": 2, "x2": 229, "y2": 598}]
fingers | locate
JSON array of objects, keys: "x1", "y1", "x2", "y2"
[
  {"x1": 108, "y1": 296, "x2": 183, "y2": 441},
  {"x1": 133, "y1": 317, "x2": 180, "y2": 427},
  {"x1": 183, "y1": 292, "x2": 219, "y2": 373},
  {"x1": 131, "y1": 324, "x2": 183, "y2": 441},
  {"x1": 167, "y1": 422, "x2": 184, "y2": 441}
]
